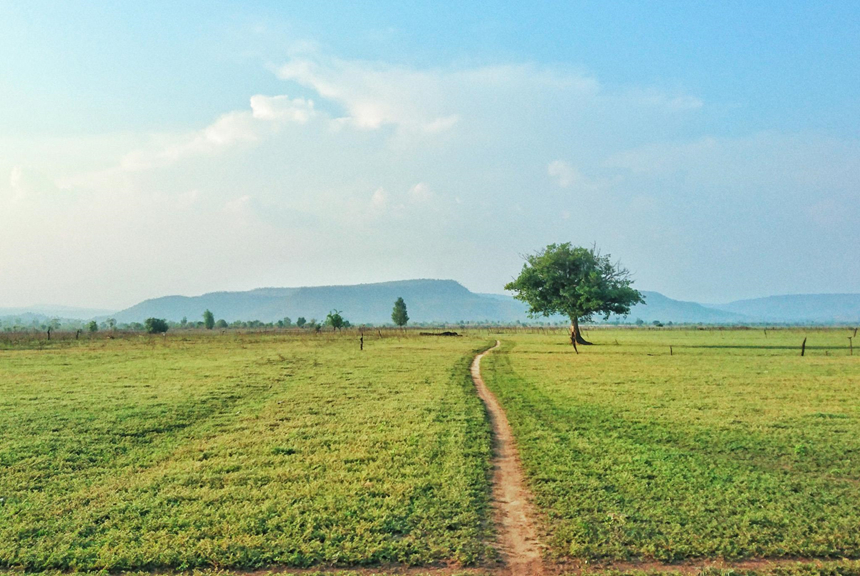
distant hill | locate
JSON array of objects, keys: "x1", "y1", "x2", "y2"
[
  {"x1": 622, "y1": 291, "x2": 747, "y2": 324},
  {"x1": 711, "y1": 294, "x2": 860, "y2": 324},
  {"x1": 107, "y1": 280, "x2": 860, "y2": 326},
  {"x1": 113, "y1": 279, "x2": 529, "y2": 324},
  {"x1": 0, "y1": 305, "x2": 115, "y2": 322}
]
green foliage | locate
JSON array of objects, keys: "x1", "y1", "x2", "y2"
[
  {"x1": 143, "y1": 317, "x2": 169, "y2": 334},
  {"x1": 0, "y1": 332, "x2": 493, "y2": 570},
  {"x1": 504, "y1": 243, "x2": 644, "y2": 322},
  {"x1": 202, "y1": 309, "x2": 215, "y2": 330},
  {"x1": 483, "y1": 329, "x2": 860, "y2": 562},
  {"x1": 86, "y1": 320, "x2": 98, "y2": 333},
  {"x1": 392, "y1": 297, "x2": 409, "y2": 327},
  {"x1": 325, "y1": 309, "x2": 346, "y2": 331},
  {"x1": 283, "y1": 317, "x2": 292, "y2": 327},
  {"x1": 215, "y1": 319, "x2": 228, "y2": 329},
  {"x1": 296, "y1": 317, "x2": 306, "y2": 328}
]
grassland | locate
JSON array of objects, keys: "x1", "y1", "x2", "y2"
[
  {"x1": 481, "y1": 328, "x2": 860, "y2": 564},
  {"x1": 4, "y1": 326, "x2": 860, "y2": 576},
  {"x1": 0, "y1": 331, "x2": 493, "y2": 571}
]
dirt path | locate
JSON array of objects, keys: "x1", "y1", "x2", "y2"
[{"x1": 471, "y1": 341, "x2": 544, "y2": 576}]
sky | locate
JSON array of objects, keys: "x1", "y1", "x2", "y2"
[{"x1": 1, "y1": 1, "x2": 858, "y2": 310}]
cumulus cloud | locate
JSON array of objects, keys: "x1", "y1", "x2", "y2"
[
  {"x1": 276, "y1": 58, "x2": 600, "y2": 135},
  {"x1": 117, "y1": 94, "x2": 318, "y2": 172}
]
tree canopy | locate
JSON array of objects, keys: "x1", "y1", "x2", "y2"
[
  {"x1": 326, "y1": 309, "x2": 346, "y2": 331},
  {"x1": 144, "y1": 317, "x2": 169, "y2": 334},
  {"x1": 505, "y1": 243, "x2": 644, "y2": 345},
  {"x1": 202, "y1": 309, "x2": 215, "y2": 330},
  {"x1": 391, "y1": 297, "x2": 409, "y2": 327}
]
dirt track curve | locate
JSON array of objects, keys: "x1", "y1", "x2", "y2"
[{"x1": 471, "y1": 341, "x2": 544, "y2": 576}]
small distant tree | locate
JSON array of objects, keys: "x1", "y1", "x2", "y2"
[
  {"x1": 505, "y1": 243, "x2": 644, "y2": 346},
  {"x1": 392, "y1": 297, "x2": 409, "y2": 327},
  {"x1": 296, "y1": 317, "x2": 306, "y2": 328},
  {"x1": 203, "y1": 309, "x2": 215, "y2": 330},
  {"x1": 180, "y1": 316, "x2": 188, "y2": 327},
  {"x1": 107, "y1": 318, "x2": 116, "y2": 331},
  {"x1": 215, "y1": 319, "x2": 228, "y2": 329},
  {"x1": 87, "y1": 320, "x2": 98, "y2": 333},
  {"x1": 283, "y1": 317, "x2": 292, "y2": 327},
  {"x1": 326, "y1": 309, "x2": 346, "y2": 331},
  {"x1": 144, "y1": 318, "x2": 169, "y2": 334}
]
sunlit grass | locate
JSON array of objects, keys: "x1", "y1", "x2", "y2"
[
  {"x1": 482, "y1": 328, "x2": 860, "y2": 562},
  {"x1": 0, "y1": 331, "x2": 494, "y2": 570}
]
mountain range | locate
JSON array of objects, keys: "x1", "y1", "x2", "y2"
[
  {"x1": 103, "y1": 280, "x2": 860, "y2": 325},
  {"x1": 3, "y1": 280, "x2": 859, "y2": 326}
]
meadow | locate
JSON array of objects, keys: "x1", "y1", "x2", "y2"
[
  {"x1": 0, "y1": 331, "x2": 494, "y2": 571},
  {"x1": 481, "y1": 328, "x2": 860, "y2": 565},
  {"x1": 3, "y1": 326, "x2": 860, "y2": 576}
]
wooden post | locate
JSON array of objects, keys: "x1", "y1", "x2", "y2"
[
  {"x1": 670, "y1": 345, "x2": 673, "y2": 356},
  {"x1": 801, "y1": 337, "x2": 807, "y2": 357},
  {"x1": 360, "y1": 334, "x2": 364, "y2": 351},
  {"x1": 764, "y1": 329, "x2": 767, "y2": 338},
  {"x1": 849, "y1": 337, "x2": 853, "y2": 356}
]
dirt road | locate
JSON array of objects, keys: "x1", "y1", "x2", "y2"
[{"x1": 470, "y1": 341, "x2": 544, "y2": 576}]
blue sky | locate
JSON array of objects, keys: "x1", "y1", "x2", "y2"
[{"x1": 1, "y1": 1, "x2": 858, "y2": 309}]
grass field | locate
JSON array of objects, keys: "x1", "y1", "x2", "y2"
[
  {"x1": 482, "y1": 328, "x2": 860, "y2": 564},
  {"x1": 3, "y1": 327, "x2": 860, "y2": 575},
  {"x1": 0, "y1": 331, "x2": 493, "y2": 571}
]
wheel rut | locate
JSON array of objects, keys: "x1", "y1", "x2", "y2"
[{"x1": 471, "y1": 341, "x2": 544, "y2": 576}]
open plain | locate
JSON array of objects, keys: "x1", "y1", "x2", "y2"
[{"x1": 1, "y1": 328, "x2": 859, "y2": 576}]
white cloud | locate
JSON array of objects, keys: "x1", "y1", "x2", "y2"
[
  {"x1": 409, "y1": 182, "x2": 434, "y2": 202},
  {"x1": 2, "y1": 51, "x2": 858, "y2": 309},
  {"x1": 371, "y1": 187, "x2": 386, "y2": 207},
  {"x1": 250, "y1": 94, "x2": 315, "y2": 122},
  {"x1": 547, "y1": 160, "x2": 580, "y2": 188},
  {"x1": 117, "y1": 94, "x2": 317, "y2": 172}
]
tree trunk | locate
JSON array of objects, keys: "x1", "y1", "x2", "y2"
[{"x1": 570, "y1": 317, "x2": 592, "y2": 345}]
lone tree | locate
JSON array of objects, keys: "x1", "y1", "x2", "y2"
[
  {"x1": 144, "y1": 317, "x2": 169, "y2": 334},
  {"x1": 505, "y1": 243, "x2": 644, "y2": 346},
  {"x1": 326, "y1": 309, "x2": 346, "y2": 331},
  {"x1": 391, "y1": 297, "x2": 409, "y2": 327},
  {"x1": 203, "y1": 309, "x2": 215, "y2": 330}
]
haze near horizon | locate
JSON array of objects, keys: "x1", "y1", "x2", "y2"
[{"x1": 1, "y1": 1, "x2": 858, "y2": 310}]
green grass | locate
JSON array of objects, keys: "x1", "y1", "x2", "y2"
[
  {"x1": 0, "y1": 331, "x2": 494, "y2": 570},
  {"x1": 481, "y1": 328, "x2": 860, "y2": 563}
]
